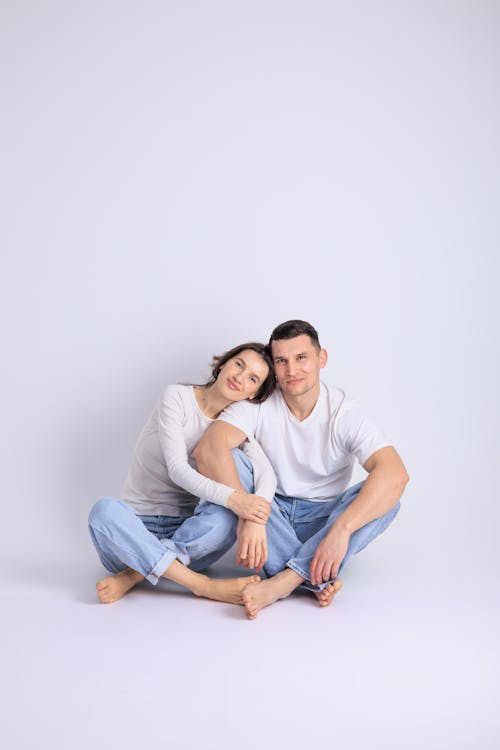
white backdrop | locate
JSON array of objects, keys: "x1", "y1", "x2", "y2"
[{"x1": 2, "y1": 0, "x2": 499, "y2": 594}]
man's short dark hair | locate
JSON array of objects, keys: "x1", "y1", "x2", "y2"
[{"x1": 269, "y1": 320, "x2": 321, "y2": 351}]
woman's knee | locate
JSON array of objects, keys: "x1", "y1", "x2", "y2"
[
  {"x1": 88, "y1": 497, "x2": 127, "y2": 528},
  {"x1": 194, "y1": 502, "x2": 238, "y2": 533}
]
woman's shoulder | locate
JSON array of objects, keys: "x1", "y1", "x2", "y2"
[{"x1": 159, "y1": 383, "x2": 195, "y2": 411}]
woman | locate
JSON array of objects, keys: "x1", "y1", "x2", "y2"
[{"x1": 88, "y1": 342, "x2": 276, "y2": 605}]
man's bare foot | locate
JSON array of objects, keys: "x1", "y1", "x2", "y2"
[
  {"x1": 242, "y1": 568, "x2": 303, "y2": 619},
  {"x1": 196, "y1": 575, "x2": 262, "y2": 605},
  {"x1": 314, "y1": 579, "x2": 343, "y2": 607},
  {"x1": 96, "y1": 568, "x2": 144, "y2": 604}
]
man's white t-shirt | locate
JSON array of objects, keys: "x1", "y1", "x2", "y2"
[{"x1": 219, "y1": 382, "x2": 390, "y2": 501}]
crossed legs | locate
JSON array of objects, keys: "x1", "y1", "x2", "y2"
[
  {"x1": 240, "y1": 484, "x2": 401, "y2": 618},
  {"x1": 88, "y1": 498, "x2": 258, "y2": 605}
]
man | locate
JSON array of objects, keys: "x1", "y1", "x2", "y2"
[{"x1": 193, "y1": 319, "x2": 409, "y2": 619}]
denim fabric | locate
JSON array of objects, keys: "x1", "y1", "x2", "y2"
[
  {"x1": 88, "y1": 498, "x2": 186, "y2": 584},
  {"x1": 157, "y1": 448, "x2": 253, "y2": 567},
  {"x1": 264, "y1": 485, "x2": 400, "y2": 591},
  {"x1": 87, "y1": 449, "x2": 251, "y2": 584},
  {"x1": 157, "y1": 450, "x2": 399, "y2": 592}
]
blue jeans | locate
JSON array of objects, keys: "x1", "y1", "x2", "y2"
[
  {"x1": 88, "y1": 494, "x2": 237, "y2": 585},
  {"x1": 88, "y1": 450, "x2": 399, "y2": 590},
  {"x1": 265, "y1": 486, "x2": 400, "y2": 591},
  {"x1": 158, "y1": 450, "x2": 400, "y2": 592}
]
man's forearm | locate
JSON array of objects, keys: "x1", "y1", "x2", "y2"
[{"x1": 332, "y1": 464, "x2": 409, "y2": 535}]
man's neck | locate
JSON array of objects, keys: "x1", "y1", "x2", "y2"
[{"x1": 283, "y1": 383, "x2": 321, "y2": 421}]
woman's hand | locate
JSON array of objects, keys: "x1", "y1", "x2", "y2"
[
  {"x1": 236, "y1": 520, "x2": 268, "y2": 571},
  {"x1": 227, "y1": 492, "x2": 270, "y2": 523}
]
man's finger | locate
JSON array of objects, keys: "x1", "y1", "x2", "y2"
[
  {"x1": 322, "y1": 561, "x2": 333, "y2": 583},
  {"x1": 310, "y1": 555, "x2": 321, "y2": 585}
]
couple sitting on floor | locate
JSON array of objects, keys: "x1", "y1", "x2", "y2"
[{"x1": 88, "y1": 319, "x2": 409, "y2": 619}]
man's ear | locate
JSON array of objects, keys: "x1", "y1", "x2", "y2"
[{"x1": 319, "y1": 348, "x2": 328, "y2": 369}]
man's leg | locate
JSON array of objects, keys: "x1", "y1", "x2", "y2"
[
  {"x1": 243, "y1": 484, "x2": 400, "y2": 618},
  {"x1": 242, "y1": 496, "x2": 330, "y2": 619},
  {"x1": 286, "y1": 486, "x2": 401, "y2": 592}
]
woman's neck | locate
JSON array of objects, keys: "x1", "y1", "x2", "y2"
[{"x1": 194, "y1": 383, "x2": 231, "y2": 419}]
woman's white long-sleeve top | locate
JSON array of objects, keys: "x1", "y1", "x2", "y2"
[{"x1": 123, "y1": 384, "x2": 277, "y2": 517}]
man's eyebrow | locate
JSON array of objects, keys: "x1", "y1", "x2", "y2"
[
  {"x1": 239, "y1": 357, "x2": 263, "y2": 382},
  {"x1": 274, "y1": 351, "x2": 307, "y2": 360}
]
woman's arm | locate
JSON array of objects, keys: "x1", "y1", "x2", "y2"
[
  {"x1": 158, "y1": 387, "x2": 236, "y2": 506},
  {"x1": 158, "y1": 388, "x2": 269, "y2": 521}
]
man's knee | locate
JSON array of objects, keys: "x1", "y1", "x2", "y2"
[
  {"x1": 385, "y1": 501, "x2": 401, "y2": 523},
  {"x1": 231, "y1": 448, "x2": 254, "y2": 493}
]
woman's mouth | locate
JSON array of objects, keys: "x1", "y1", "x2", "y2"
[{"x1": 227, "y1": 378, "x2": 239, "y2": 391}]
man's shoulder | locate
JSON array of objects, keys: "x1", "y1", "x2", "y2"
[
  {"x1": 218, "y1": 389, "x2": 281, "y2": 432},
  {"x1": 321, "y1": 382, "x2": 354, "y2": 416}
]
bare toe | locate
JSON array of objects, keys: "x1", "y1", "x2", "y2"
[{"x1": 314, "y1": 579, "x2": 343, "y2": 607}]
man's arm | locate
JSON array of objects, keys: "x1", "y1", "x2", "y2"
[
  {"x1": 310, "y1": 446, "x2": 409, "y2": 585},
  {"x1": 194, "y1": 421, "x2": 269, "y2": 570}
]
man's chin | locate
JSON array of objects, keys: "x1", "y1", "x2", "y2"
[{"x1": 281, "y1": 383, "x2": 308, "y2": 397}]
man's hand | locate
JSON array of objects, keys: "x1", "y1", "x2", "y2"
[
  {"x1": 227, "y1": 492, "x2": 270, "y2": 524},
  {"x1": 310, "y1": 527, "x2": 351, "y2": 585},
  {"x1": 236, "y1": 520, "x2": 268, "y2": 571}
]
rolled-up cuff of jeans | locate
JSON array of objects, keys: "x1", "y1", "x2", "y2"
[
  {"x1": 146, "y1": 549, "x2": 178, "y2": 585},
  {"x1": 286, "y1": 561, "x2": 333, "y2": 592}
]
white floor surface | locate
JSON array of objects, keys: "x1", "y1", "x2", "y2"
[{"x1": 2, "y1": 547, "x2": 499, "y2": 750}]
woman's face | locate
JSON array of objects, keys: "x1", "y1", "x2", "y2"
[{"x1": 217, "y1": 349, "x2": 270, "y2": 402}]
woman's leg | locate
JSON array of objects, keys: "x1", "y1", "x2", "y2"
[
  {"x1": 88, "y1": 497, "x2": 258, "y2": 604},
  {"x1": 88, "y1": 498, "x2": 181, "y2": 582}
]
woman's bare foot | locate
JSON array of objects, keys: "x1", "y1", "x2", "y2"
[
  {"x1": 195, "y1": 575, "x2": 261, "y2": 605},
  {"x1": 96, "y1": 568, "x2": 144, "y2": 604},
  {"x1": 314, "y1": 579, "x2": 343, "y2": 607}
]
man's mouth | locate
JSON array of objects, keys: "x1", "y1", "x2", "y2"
[{"x1": 286, "y1": 378, "x2": 303, "y2": 385}]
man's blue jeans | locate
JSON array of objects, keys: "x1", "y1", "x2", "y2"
[{"x1": 220, "y1": 450, "x2": 400, "y2": 591}]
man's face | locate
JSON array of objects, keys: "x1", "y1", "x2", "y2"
[{"x1": 271, "y1": 334, "x2": 327, "y2": 399}]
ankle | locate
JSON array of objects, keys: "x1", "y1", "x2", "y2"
[
  {"x1": 191, "y1": 574, "x2": 211, "y2": 598},
  {"x1": 275, "y1": 569, "x2": 303, "y2": 599}
]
